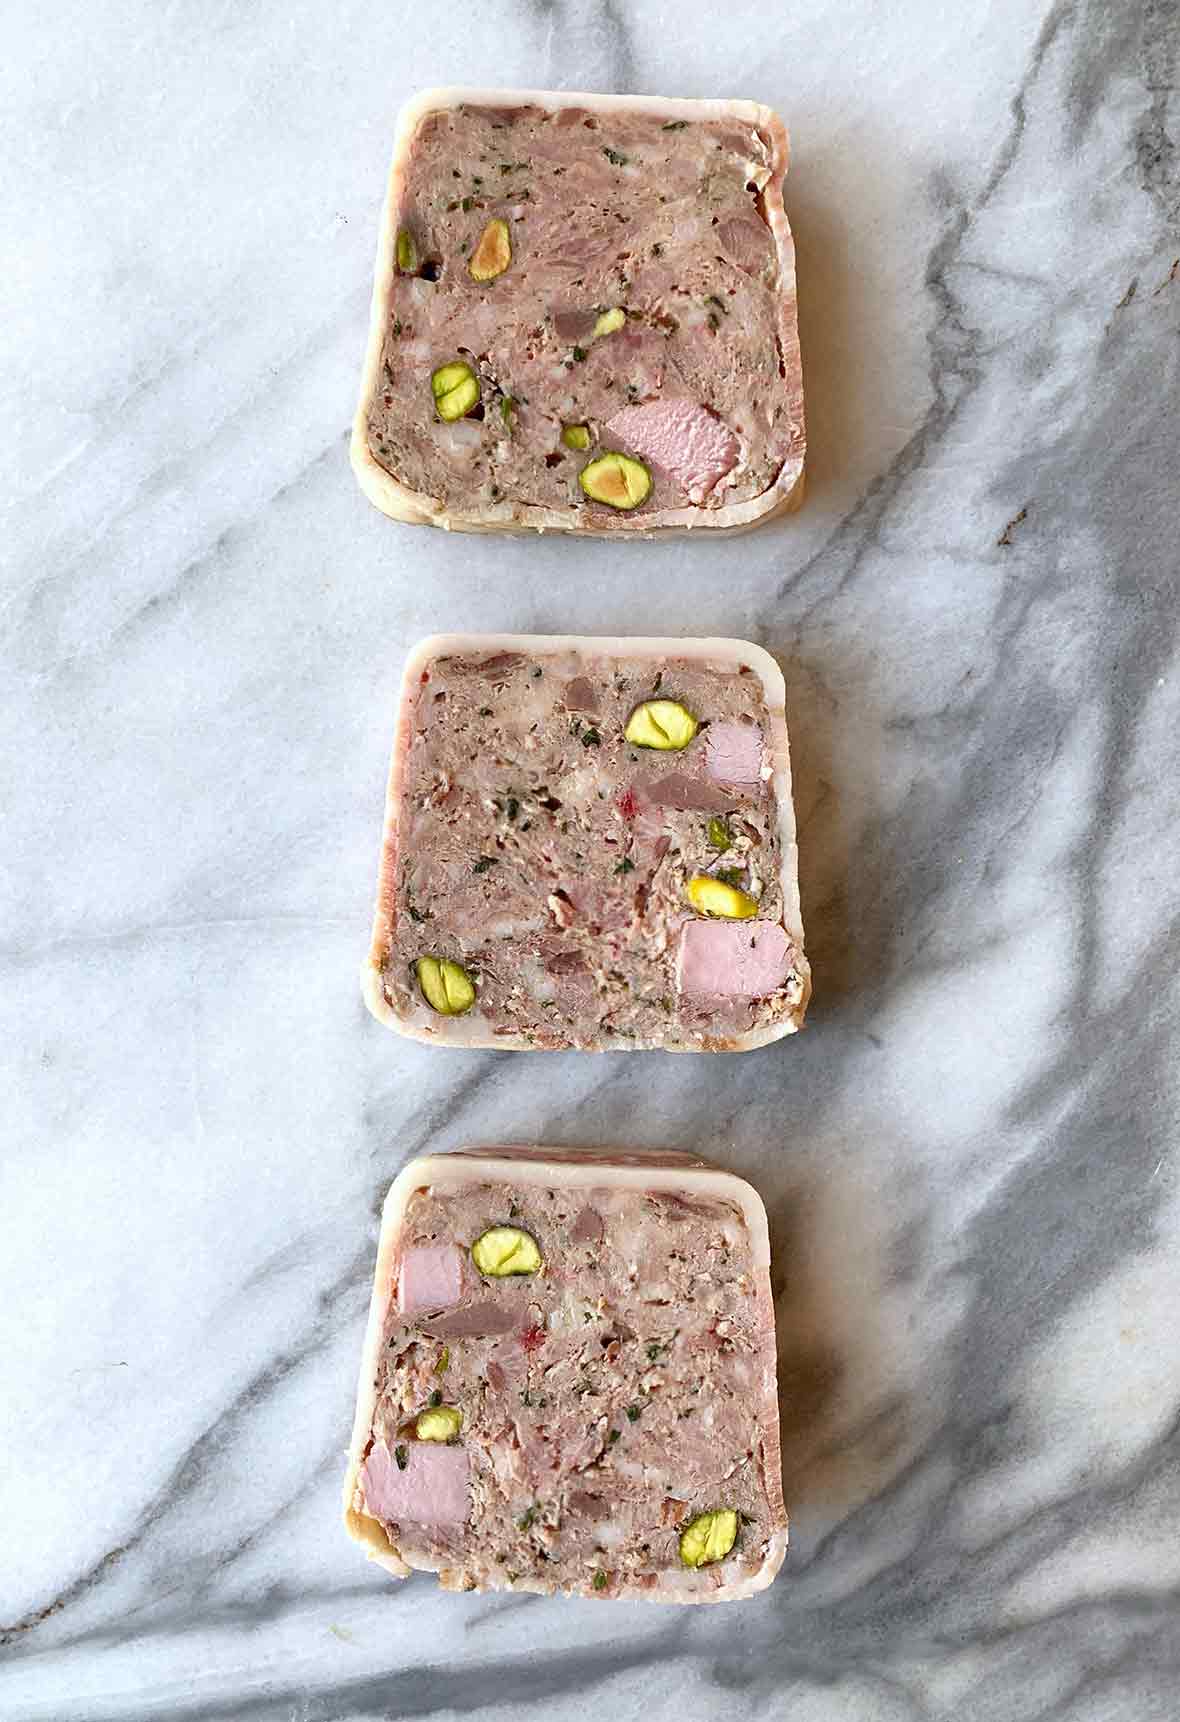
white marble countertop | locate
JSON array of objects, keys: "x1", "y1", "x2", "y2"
[{"x1": 4, "y1": 2, "x2": 1179, "y2": 1717}]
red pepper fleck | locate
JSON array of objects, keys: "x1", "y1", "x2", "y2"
[
  {"x1": 618, "y1": 787, "x2": 639, "y2": 821},
  {"x1": 521, "y1": 1323, "x2": 546, "y2": 1354}
]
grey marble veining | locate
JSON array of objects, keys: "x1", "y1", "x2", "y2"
[{"x1": 3, "y1": 0, "x2": 1179, "y2": 1718}]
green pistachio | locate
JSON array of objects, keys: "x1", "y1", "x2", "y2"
[
  {"x1": 679, "y1": 1509, "x2": 738, "y2": 1568},
  {"x1": 561, "y1": 423, "x2": 592, "y2": 450},
  {"x1": 592, "y1": 307, "x2": 626, "y2": 338},
  {"x1": 395, "y1": 228, "x2": 418, "y2": 273},
  {"x1": 471, "y1": 1226, "x2": 543, "y2": 1277},
  {"x1": 684, "y1": 875, "x2": 758, "y2": 919},
  {"x1": 430, "y1": 361, "x2": 480, "y2": 422},
  {"x1": 579, "y1": 452, "x2": 652, "y2": 510},
  {"x1": 469, "y1": 217, "x2": 511, "y2": 282},
  {"x1": 415, "y1": 955, "x2": 476, "y2": 1014},
  {"x1": 624, "y1": 699, "x2": 698, "y2": 750},
  {"x1": 415, "y1": 1405, "x2": 463, "y2": 1441}
]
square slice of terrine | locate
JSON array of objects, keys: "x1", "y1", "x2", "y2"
[
  {"x1": 363, "y1": 634, "x2": 810, "y2": 1051},
  {"x1": 344, "y1": 1147, "x2": 787, "y2": 1602},
  {"x1": 352, "y1": 88, "x2": 805, "y2": 535}
]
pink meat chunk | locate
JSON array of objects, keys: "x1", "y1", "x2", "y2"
[
  {"x1": 361, "y1": 1439, "x2": 470, "y2": 1527},
  {"x1": 705, "y1": 722, "x2": 764, "y2": 785},
  {"x1": 640, "y1": 772, "x2": 736, "y2": 813},
  {"x1": 605, "y1": 401, "x2": 740, "y2": 502},
  {"x1": 419, "y1": 1301, "x2": 519, "y2": 1339},
  {"x1": 678, "y1": 920, "x2": 793, "y2": 998},
  {"x1": 715, "y1": 216, "x2": 776, "y2": 275},
  {"x1": 562, "y1": 676, "x2": 599, "y2": 713},
  {"x1": 398, "y1": 1245, "x2": 463, "y2": 1314}
]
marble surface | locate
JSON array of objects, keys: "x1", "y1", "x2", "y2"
[{"x1": 3, "y1": 0, "x2": 1179, "y2": 1716}]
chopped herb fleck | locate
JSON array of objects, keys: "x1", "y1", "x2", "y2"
[
  {"x1": 717, "y1": 867, "x2": 746, "y2": 888},
  {"x1": 518, "y1": 1506, "x2": 538, "y2": 1531},
  {"x1": 394, "y1": 1444, "x2": 408, "y2": 1470},
  {"x1": 706, "y1": 294, "x2": 728, "y2": 315},
  {"x1": 532, "y1": 666, "x2": 543, "y2": 678},
  {"x1": 707, "y1": 816, "x2": 732, "y2": 851},
  {"x1": 479, "y1": 706, "x2": 493, "y2": 716},
  {"x1": 435, "y1": 1347, "x2": 449, "y2": 1374},
  {"x1": 626, "y1": 1403, "x2": 642, "y2": 1422},
  {"x1": 607, "y1": 1428, "x2": 621, "y2": 1445},
  {"x1": 506, "y1": 796, "x2": 520, "y2": 820},
  {"x1": 462, "y1": 195, "x2": 473, "y2": 211},
  {"x1": 571, "y1": 345, "x2": 588, "y2": 363},
  {"x1": 392, "y1": 318, "x2": 403, "y2": 335},
  {"x1": 662, "y1": 119, "x2": 688, "y2": 131},
  {"x1": 407, "y1": 905, "x2": 427, "y2": 924},
  {"x1": 614, "y1": 856, "x2": 635, "y2": 875},
  {"x1": 429, "y1": 1389, "x2": 443, "y2": 1408},
  {"x1": 473, "y1": 855, "x2": 498, "y2": 874},
  {"x1": 603, "y1": 147, "x2": 628, "y2": 166},
  {"x1": 500, "y1": 394, "x2": 515, "y2": 424},
  {"x1": 592, "y1": 1569, "x2": 608, "y2": 1590},
  {"x1": 708, "y1": 312, "x2": 721, "y2": 332},
  {"x1": 581, "y1": 727, "x2": 602, "y2": 747}
]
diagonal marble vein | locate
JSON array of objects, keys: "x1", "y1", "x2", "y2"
[{"x1": 2, "y1": 0, "x2": 1179, "y2": 1718}]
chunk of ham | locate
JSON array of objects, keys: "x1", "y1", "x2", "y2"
[
  {"x1": 561, "y1": 676, "x2": 599, "y2": 713},
  {"x1": 678, "y1": 920, "x2": 793, "y2": 998},
  {"x1": 420, "y1": 1301, "x2": 519, "y2": 1338},
  {"x1": 605, "y1": 401, "x2": 740, "y2": 502},
  {"x1": 570, "y1": 1205, "x2": 604, "y2": 1244},
  {"x1": 704, "y1": 722, "x2": 764, "y2": 785},
  {"x1": 398, "y1": 1246, "x2": 463, "y2": 1315},
  {"x1": 551, "y1": 307, "x2": 599, "y2": 343},
  {"x1": 361, "y1": 1439, "x2": 469, "y2": 1527},
  {"x1": 640, "y1": 773, "x2": 735, "y2": 813},
  {"x1": 714, "y1": 217, "x2": 775, "y2": 276}
]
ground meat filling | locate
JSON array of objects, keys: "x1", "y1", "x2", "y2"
[
  {"x1": 369, "y1": 102, "x2": 803, "y2": 523},
  {"x1": 361, "y1": 1183, "x2": 777, "y2": 1596},
  {"x1": 383, "y1": 648, "x2": 806, "y2": 1048}
]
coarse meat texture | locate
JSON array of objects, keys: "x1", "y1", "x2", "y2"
[
  {"x1": 367, "y1": 638, "x2": 809, "y2": 1051},
  {"x1": 348, "y1": 1156, "x2": 786, "y2": 1601},
  {"x1": 354, "y1": 91, "x2": 805, "y2": 533}
]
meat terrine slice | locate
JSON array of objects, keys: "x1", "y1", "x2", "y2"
[
  {"x1": 364, "y1": 633, "x2": 810, "y2": 1051},
  {"x1": 343, "y1": 1146, "x2": 788, "y2": 1602},
  {"x1": 352, "y1": 88, "x2": 805, "y2": 536}
]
